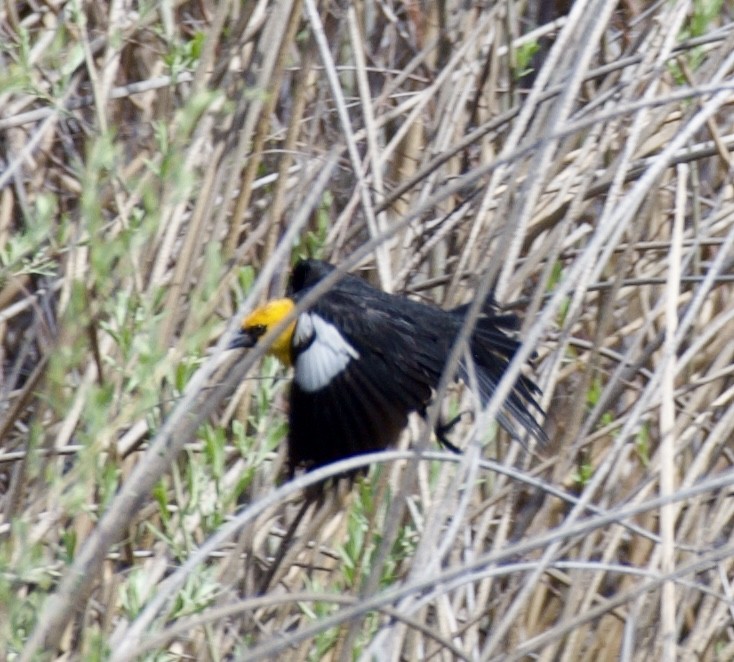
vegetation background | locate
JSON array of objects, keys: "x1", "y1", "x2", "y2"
[{"x1": 2, "y1": 0, "x2": 734, "y2": 659}]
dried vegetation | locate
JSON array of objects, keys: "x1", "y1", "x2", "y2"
[{"x1": 2, "y1": 0, "x2": 734, "y2": 660}]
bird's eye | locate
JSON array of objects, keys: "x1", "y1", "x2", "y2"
[{"x1": 248, "y1": 324, "x2": 267, "y2": 338}]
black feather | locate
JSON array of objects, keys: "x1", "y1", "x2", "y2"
[{"x1": 284, "y1": 259, "x2": 546, "y2": 470}]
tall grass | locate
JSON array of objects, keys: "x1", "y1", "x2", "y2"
[{"x1": 2, "y1": 0, "x2": 734, "y2": 659}]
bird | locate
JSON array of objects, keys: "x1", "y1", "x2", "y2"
[{"x1": 229, "y1": 258, "x2": 546, "y2": 474}]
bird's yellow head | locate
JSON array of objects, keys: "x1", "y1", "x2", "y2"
[{"x1": 230, "y1": 298, "x2": 297, "y2": 366}]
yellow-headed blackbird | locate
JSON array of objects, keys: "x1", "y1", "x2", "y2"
[{"x1": 230, "y1": 259, "x2": 546, "y2": 473}]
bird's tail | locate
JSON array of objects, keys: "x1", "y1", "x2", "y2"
[{"x1": 452, "y1": 305, "x2": 547, "y2": 444}]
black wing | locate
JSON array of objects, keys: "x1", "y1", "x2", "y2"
[
  {"x1": 286, "y1": 259, "x2": 546, "y2": 470},
  {"x1": 287, "y1": 282, "x2": 447, "y2": 471}
]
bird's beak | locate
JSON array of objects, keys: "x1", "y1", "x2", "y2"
[{"x1": 228, "y1": 328, "x2": 257, "y2": 350}]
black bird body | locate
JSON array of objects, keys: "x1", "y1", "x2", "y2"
[{"x1": 232, "y1": 259, "x2": 545, "y2": 472}]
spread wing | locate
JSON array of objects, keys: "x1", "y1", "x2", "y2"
[
  {"x1": 285, "y1": 260, "x2": 547, "y2": 471},
  {"x1": 287, "y1": 290, "x2": 445, "y2": 470}
]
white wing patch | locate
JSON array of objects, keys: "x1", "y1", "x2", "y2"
[{"x1": 293, "y1": 313, "x2": 360, "y2": 392}]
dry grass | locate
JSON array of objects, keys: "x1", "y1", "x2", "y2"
[{"x1": 2, "y1": 0, "x2": 734, "y2": 659}]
